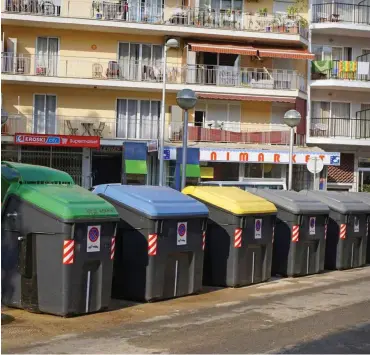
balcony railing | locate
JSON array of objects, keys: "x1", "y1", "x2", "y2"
[
  {"x1": 170, "y1": 121, "x2": 305, "y2": 145},
  {"x1": 1, "y1": 54, "x2": 306, "y2": 91},
  {"x1": 1, "y1": 114, "x2": 160, "y2": 140},
  {"x1": 311, "y1": 59, "x2": 370, "y2": 81},
  {"x1": 3, "y1": 0, "x2": 309, "y2": 39},
  {"x1": 312, "y1": 2, "x2": 370, "y2": 25},
  {"x1": 310, "y1": 117, "x2": 370, "y2": 139}
]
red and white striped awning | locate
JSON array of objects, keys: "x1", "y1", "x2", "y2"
[
  {"x1": 188, "y1": 43, "x2": 257, "y2": 56},
  {"x1": 196, "y1": 93, "x2": 297, "y2": 103},
  {"x1": 188, "y1": 43, "x2": 314, "y2": 60}
]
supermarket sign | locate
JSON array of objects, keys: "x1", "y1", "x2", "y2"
[
  {"x1": 163, "y1": 147, "x2": 341, "y2": 166},
  {"x1": 14, "y1": 133, "x2": 100, "y2": 148}
]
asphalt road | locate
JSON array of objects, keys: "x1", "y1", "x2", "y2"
[{"x1": 2, "y1": 267, "x2": 370, "y2": 354}]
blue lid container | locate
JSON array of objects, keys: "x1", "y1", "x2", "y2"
[{"x1": 92, "y1": 184, "x2": 209, "y2": 219}]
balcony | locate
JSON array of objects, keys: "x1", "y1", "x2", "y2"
[
  {"x1": 1, "y1": 53, "x2": 307, "y2": 95},
  {"x1": 170, "y1": 122, "x2": 306, "y2": 146},
  {"x1": 1, "y1": 114, "x2": 160, "y2": 140},
  {"x1": 309, "y1": 116, "x2": 370, "y2": 145},
  {"x1": 2, "y1": 0, "x2": 309, "y2": 43},
  {"x1": 311, "y1": 58, "x2": 370, "y2": 91},
  {"x1": 311, "y1": 2, "x2": 370, "y2": 36}
]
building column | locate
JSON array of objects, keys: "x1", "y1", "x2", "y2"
[{"x1": 82, "y1": 148, "x2": 92, "y2": 189}]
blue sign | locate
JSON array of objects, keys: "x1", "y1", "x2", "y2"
[
  {"x1": 46, "y1": 137, "x2": 61, "y2": 144},
  {"x1": 163, "y1": 149, "x2": 170, "y2": 160},
  {"x1": 330, "y1": 156, "x2": 340, "y2": 165}
]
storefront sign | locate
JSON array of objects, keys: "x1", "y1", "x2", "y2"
[
  {"x1": 163, "y1": 147, "x2": 341, "y2": 166},
  {"x1": 14, "y1": 133, "x2": 100, "y2": 148}
]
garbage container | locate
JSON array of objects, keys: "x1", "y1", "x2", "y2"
[
  {"x1": 344, "y1": 192, "x2": 370, "y2": 263},
  {"x1": 182, "y1": 186, "x2": 277, "y2": 287},
  {"x1": 246, "y1": 189, "x2": 330, "y2": 277},
  {"x1": 92, "y1": 184, "x2": 209, "y2": 302},
  {"x1": 1, "y1": 162, "x2": 119, "y2": 316},
  {"x1": 301, "y1": 190, "x2": 370, "y2": 270}
]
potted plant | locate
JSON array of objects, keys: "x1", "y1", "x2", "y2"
[
  {"x1": 92, "y1": 1, "x2": 103, "y2": 19},
  {"x1": 258, "y1": 7, "x2": 267, "y2": 17},
  {"x1": 286, "y1": 5, "x2": 298, "y2": 19}
]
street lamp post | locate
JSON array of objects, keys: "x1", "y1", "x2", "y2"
[
  {"x1": 283, "y1": 109, "x2": 301, "y2": 191},
  {"x1": 159, "y1": 38, "x2": 179, "y2": 186},
  {"x1": 176, "y1": 89, "x2": 198, "y2": 191}
]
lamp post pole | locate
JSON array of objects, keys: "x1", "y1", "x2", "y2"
[
  {"x1": 181, "y1": 109, "x2": 189, "y2": 190},
  {"x1": 158, "y1": 46, "x2": 168, "y2": 186},
  {"x1": 159, "y1": 38, "x2": 179, "y2": 186},
  {"x1": 176, "y1": 89, "x2": 198, "y2": 191},
  {"x1": 288, "y1": 126, "x2": 294, "y2": 191},
  {"x1": 283, "y1": 109, "x2": 301, "y2": 191}
]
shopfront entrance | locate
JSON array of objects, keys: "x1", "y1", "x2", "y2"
[
  {"x1": 91, "y1": 146, "x2": 122, "y2": 186},
  {"x1": 359, "y1": 168, "x2": 370, "y2": 192}
]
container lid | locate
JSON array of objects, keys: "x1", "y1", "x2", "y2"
[
  {"x1": 182, "y1": 186, "x2": 277, "y2": 216},
  {"x1": 93, "y1": 184, "x2": 209, "y2": 219},
  {"x1": 2, "y1": 162, "x2": 74, "y2": 184},
  {"x1": 7, "y1": 184, "x2": 119, "y2": 222},
  {"x1": 246, "y1": 189, "x2": 330, "y2": 215},
  {"x1": 300, "y1": 190, "x2": 370, "y2": 214},
  {"x1": 345, "y1": 192, "x2": 370, "y2": 207}
]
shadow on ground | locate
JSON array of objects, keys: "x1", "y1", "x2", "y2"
[{"x1": 278, "y1": 322, "x2": 370, "y2": 354}]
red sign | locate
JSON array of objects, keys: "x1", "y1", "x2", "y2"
[{"x1": 14, "y1": 133, "x2": 100, "y2": 148}]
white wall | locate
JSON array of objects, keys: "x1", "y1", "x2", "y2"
[
  {"x1": 311, "y1": 89, "x2": 370, "y2": 118},
  {"x1": 311, "y1": 34, "x2": 370, "y2": 59}
]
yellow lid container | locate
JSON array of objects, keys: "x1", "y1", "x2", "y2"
[{"x1": 182, "y1": 186, "x2": 277, "y2": 216}]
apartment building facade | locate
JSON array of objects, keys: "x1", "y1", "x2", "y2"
[
  {"x1": 1, "y1": 0, "x2": 341, "y2": 189},
  {"x1": 308, "y1": 0, "x2": 370, "y2": 191}
]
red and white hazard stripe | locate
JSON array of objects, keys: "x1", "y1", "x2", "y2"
[
  {"x1": 324, "y1": 224, "x2": 328, "y2": 240},
  {"x1": 63, "y1": 240, "x2": 75, "y2": 265},
  {"x1": 339, "y1": 224, "x2": 347, "y2": 240},
  {"x1": 110, "y1": 237, "x2": 116, "y2": 260},
  {"x1": 202, "y1": 231, "x2": 206, "y2": 251},
  {"x1": 234, "y1": 228, "x2": 242, "y2": 248},
  {"x1": 291, "y1": 225, "x2": 299, "y2": 243},
  {"x1": 148, "y1": 233, "x2": 158, "y2": 256}
]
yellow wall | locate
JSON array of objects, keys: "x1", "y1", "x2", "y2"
[
  {"x1": 2, "y1": 84, "x2": 178, "y2": 137},
  {"x1": 3, "y1": 25, "x2": 183, "y2": 65}
]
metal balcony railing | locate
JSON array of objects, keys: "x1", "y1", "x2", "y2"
[
  {"x1": 312, "y1": 2, "x2": 370, "y2": 24},
  {"x1": 310, "y1": 117, "x2": 370, "y2": 139},
  {"x1": 170, "y1": 121, "x2": 306, "y2": 145},
  {"x1": 311, "y1": 59, "x2": 370, "y2": 81},
  {"x1": 1, "y1": 114, "x2": 160, "y2": 140},
  {"x1": 3, "y1": 0, "x2": 309, "y2": 38},
  {"x1": 1, "y1": 54, "x2": 306, "y2": 91}
]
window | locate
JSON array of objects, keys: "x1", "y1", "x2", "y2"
[
  {"x1": 311, "y1": 101, "x2": 351, "y2": 137},
  {"x1": 36, "y1": 37, "x2": 59, "y2": 76},
  {"x1": 33, "y1": 94, "x2": 57, "y2": 134},
  {"x1": 195, "y1": 111, "x2": 205, "y2": 127},
  {"x1": 116, "y1": 99, "x2": 160, "y2": 139},
  {"x1": 118, "y1": 42, "x2": 163, "y2": 81},
  {"x1": 244, "y1": 164, "x2": 282, "y2": 178},
  {"x1": 202, "y1": 102, "x2": 241, "y2": 131},
  {"x1": 312, "y1": 46, "x2": 352, "y2": 61}
]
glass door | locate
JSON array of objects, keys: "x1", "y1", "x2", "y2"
[
  {"x1": 359, "y1": 169, "x2": 370, "y2": 192},
  {"x1": 36, "y1": 37, "x2": 59, "y2": 76},
  {"x1": 33, "y1": 94, "x2": 57, "y2": 134}
]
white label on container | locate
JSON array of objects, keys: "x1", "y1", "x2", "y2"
[
  {"x1": 177, "y1": 222, "x2": 187, "y2": 245},
  {"x1": 255, "y1": 219, "x2": 262, "y2": 239},
  {"x1": 87, "y1": 225, "x2": 101, "y2": 252},
  {"x1": 309, "y1": 217, "x2": 316, "y2": 235},
  {"x1": 354, "y1": 217, "x2": 360, "y2": 232}
]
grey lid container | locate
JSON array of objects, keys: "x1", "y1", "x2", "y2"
[
  {"x1": 246, "y1": 189, "x2": 330, "y2": 215},
  {"x1": 344, "y1": 192, "x2": 370, "y2": 207},
  {"x1": 300, "y1": 190, "x2": 370, "y2": 214}
]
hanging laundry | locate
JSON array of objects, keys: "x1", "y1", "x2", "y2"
[
  {"x1": 312, "y1": 60, "x2": 333, "y2": 73},
  {"x1": 339, "y1": 61, "x2": 357, "y2": 73},
  {"x1": 357, "y1": 62, "x2": 370, "y2": 75}
]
